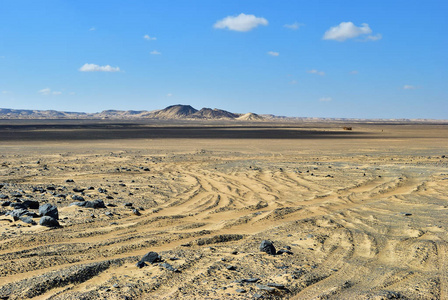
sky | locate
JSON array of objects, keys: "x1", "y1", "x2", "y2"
[{"x1": 0, "y1": 0, "x2": 447, "y2": 119}]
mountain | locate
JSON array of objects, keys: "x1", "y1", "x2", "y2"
[
  {"x1": 151, "y1": 105, "x2": 198, "y2": 119},
  {"x1": 191, "y1": 108, "x2": 239, "y2": 119},
  {"x1": 237, "y1": 112, "x2": 264, "y2": 121}
]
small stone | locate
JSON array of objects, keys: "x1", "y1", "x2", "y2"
[
  {"x1": 256, "y1": 284, "x2": 275, "y2": 292},
  {"x1": 136, "y1": 261, "x2": 147, "y2": 268},
  {"x1": 160, "y1": 262, "x2": 179, "y2": 272},
  {"x1": 132, "y1": 209, "x2": 141, "y2": 216},
  {"x1": 226, "y1": 265, "x2": 237, "y2": 271},
  {"x1": 235, "y1": 289, "x2": 246, "y2": 293},
  {"x1": 259, "y1": 240, "x2": 276, "y2": 255},
  {"x1": 66, "y1": 179, "x2": 74, "y2": 183}
]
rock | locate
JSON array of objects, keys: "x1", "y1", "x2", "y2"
[
  {"x1": 242, "y1": 278, "x2": 260, "y2": 283},
  {"x1": 55, "y1": 194, "x2": 66, "y2": 199},
  {"x1": 276, "y1": 249, "x2": 293, "y2": 255},
  {"x1": 22, "y1": 200, "x2": 39, "y2": 209},
  {"x1": 136, "y1": 260, "x2": 147, "y2": 268},
  {"x1": 20, "y1": 216, "x2": 37, "y2": 225},
  {"x1": 98, "y1": 188, "x2": 107, "y2": 193},
  {"x1": 105, "y1": 212, "x2": 113, "y2": 217},
  {"x1": 71, "y1": 195, "x2": 85, "y2": 201},
  {"x1": 256, "y1": 285, "x2": 276, "y2": 292},
  {"x1": 32, "y1": 187, "x2": 46, "y2": 193},
  {"x1": 39, "y1": 216, "x2": 60, "y2": 227},
  {"x1": 132, "y1": 209, "x2": 141, "y2": 216},
  {"x1": 259, "y1": 240, "x2": 276, "y2": 255},
  {"x1": 39, "y1": 203, "x2": 59, "y2": 219},
  {"x1": 71, "y1": 200, "x2": 105, "y2": 209},
  {"x1": 160, "y1": 262, "x2": 179, "y2": 272},
  {"x1": 226, "y1": 265, "x2": 237, "y2": 271},
  {"x1": 266, "y1": 283, "x2": 285, "y2": 289},
  {"x1": 124, "y1": 202, "x2": 133, "y2": 207},
  {"x1": 73, "y1": 188, "x2": 85, "y2": 193},
  {"x1": 6, "y1": 209, "x2": 29, "y2": 220},
  {"x1": 140, "y1": 251, "x2": 161, "y2": 264},
  {"x1": 11, "y1": 192, "x2": 22, "y2": 198},
  {"x1": 10, "y1": 202, "x2": 27, "y2": 210},
  {"x1": 1, "y1": 200, "x2": 11, "y2": 206},
  {"x1": 46, "y1": 186, "x2": 56, "y2": 191},
  {"x1": 66, "y1": 179, "x2": 74, "y2": 182},
  {"x1": 235, "y1": 289, "x2": 246, "y2": 293},
  {"x1": 106, "y1": 203, "x2": 117, "y2": 207},
  {"x1": 0, "y1": 194, "x2": 9, "y2": 199}
]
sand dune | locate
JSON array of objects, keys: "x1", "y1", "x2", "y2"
[{"x1": 0, "y1": 122, "x2": 447, "y2": 299}]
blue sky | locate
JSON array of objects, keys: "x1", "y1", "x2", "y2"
[{"x1": 0, "y1": 0, "x2": 447, "y2": 119}]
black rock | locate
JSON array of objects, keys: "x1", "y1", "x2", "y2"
[
  {"x1": 11, "y1": 192, "x2": 22, "y2": 198},
  {"x1": 32, "y1": 187, "x2": 46, "y2": 193},
  {"x1": 140, "y1": 251, "x2": 161, "y2": 264},
  {"x1": 259, "y1": 240, "x2": 276, "y2": 255},
  {"x1": 98, "y1": 188, "x2": 107, "y2": 193},
  {"x1": 70, "y1": 201, "x2": 86, "y2": 207},
  {"x1": 266, "y1": 283, "x2": 286, "y2": 289},
  {"x1": 20, "y1": 216, "x2": 37, "y2": 225},
  {"x1": 236, "y1": 289, "x2": 246, "y2": 293},
  {"x1": 160, "y1": 262, "x2": 179, "y2": 272},
  {"x1": 277, "y1": 249, "x2": 293, "y2": 255},
  {"x1": 105, "y1": 211, "x2": 113, "y2": 217},
  {"x1": 0, "y1": 194, "x2": 9, "y2": 199},
  {"x1": 71, "y1": 195, "x2": 85, "y2": 201},
  {"x1": 55, "y1": 194, "x2": 66, "y2": 199},
  {"x1": 136, "y1": 261, "x2": 147, "y2": 268},
  {"x1": 1, "y1": 200, "x2": 11, "y2": 206},
  {"x1": 73, "y1": 188, "x2": 85, "y2": 193},
  {"x1": 39, "y1": 203, "x2": 59, "y2": 219},
  {"x1": 226, "y1": 265, "x2": 237, "y2": 271},
  {"x1": 106, "y1": 203, "x2": 117, "y2": 207},
  {"x1": 10, "y1": 202, "x2": 27, "y2": 210},
  {"x1": 6, "y1": 209, "x2": 29, "y2": 220},
  {"x1": 22, "y1": 200, "x2": 39, "y2": 209},
  {"x1": 39, "y1": 216, "x2": 60, "y2": 227},
  {"x1": 88, "y1": 186, "x2": 95, "y2": 190},
  {"x1": 132, "y1": 209, "x2": 141, "y2": 216},
  {"x1": 106, "y1": 196, "x2": 114, "y2": 199},
  {"x1": 242, "y1": 278, "x2": 260, "y2": 283},
  {"x1": 124, "y1": 202, "x2": 133, "y2": 207},
  {"x1": 256, "y1": 285, "x2": 276, "y2": 292},
  {"x1": 71, "y1": 199, "x2": 106, "y2": 209},
  {"x1": 0, "y1": 184, "x2": 3, "y2": 189},
  {"x1": 47, "y1": 186, "x2": 56, "y2": 191},
  {"x1": 66, "y1": 179, "x2": 74, "y2": 183}
]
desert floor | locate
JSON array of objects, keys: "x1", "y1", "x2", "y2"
[{"x1": 0, "y1": 121, "x2": 447, "y2": 299}]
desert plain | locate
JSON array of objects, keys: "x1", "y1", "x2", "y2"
[{"x1": 0, "y1": 120, "x2": 447, "y2": 299}]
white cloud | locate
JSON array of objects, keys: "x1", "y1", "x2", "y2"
[
  {"x1": 319, "y1": 97, "x2": 332, "y2": 102},
  {"x1": 364, "y1": 33, "x2": 382, "y2": 41},
  {"x1": 307, "y1": 69, "x2": 325, "y2": 76},
  {"x1": 323, "y1": 22, "x2": 377, "y2": 42},
  {"x1": 89, "y1": 27, "x2": 96, "y2": 31},
  {"x1": 284, "y1": 22, "x2": 304, "y2": 30},
  {"x1": 267, "y1": 51, "x2": 279, "y2": 56},
  {"x1": 69, "y1": 92, "x2": 76, "y2": 95},
  {"x1": 289, "y1": 80, "x2": 298, "y2": 85},
  {"x1": 38, "y1": 88, "x2": 51, "y2": 95},
  {"x1": 38, "y1": 88, "x2": 61, "y2": 95},
  {"x1": 79, "y1": 63, "x2": 120, "y2": 72},
  {"x1": 214, "y1": 13, "x2": 268, "y2": 32},
  {"x1": 350, "y1": 70, "x2": 359, "y2": 74},
  {"x1": 2, "y1": 90, "x2": 12, "y2": 94},
  {"x1": 150, "y1": 50, "x2": 161, "y2": 55},
  {"x1": 144, "y1": 34, "x2": 156, "y2": 40},
  {"x1": 403, "y1": 85, "x2": 418, "y2": 90},
  {"x1": 167, "y1": 93, "x2": 173, "y2": 97}
]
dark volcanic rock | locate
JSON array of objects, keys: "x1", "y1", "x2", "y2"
[
  {"x1": 73, "y1": 188, "x2": 85, "y2": 193},
  {"x1": 20, "y1": 216, "x2": 37, "y2": 225},
  {"x1": 140, "y1": 251, "x2": 161, "y2": 264},
  {"x1": 39, "y1": 203, "x2": 59, "y2": 219},
  {"x1": 11, "y1": 192, "x2": 23, "y2": 198},
  {"x1": 259, "y1": 240, "x2": 276, "y2": 255},
  {"x1": 32, "y1": 187, "x2": 46, "y2": 193},
  {"x1": 71, "y1": 195, "x2": 85, "y2": 201},
  {"x1": 0, "y1": 194, "x2": 9, "y2": 199},
  {"x1": 70, "y1": 200, "x2": 106, "y2": 209},
  {"x1": 132, "y1": 209, "x2": 141, "y2": 216},
  {"x1": 22, "y1": 200, "x2": 39, "y2": 209},
  {"x1": 1, "y1": 200, "x2": 11, "y2": 206},
  {"x1": 39, "y1": 216, "x2": 60, "y2": 227},
  {"x1": 160, "y1": 262, "x2": 179, "y2": 272},
  {"x1": 10, "y1": 202, "x2": 27, "y2": 210}
]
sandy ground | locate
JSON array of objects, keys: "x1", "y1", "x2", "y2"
[{"x1": 0, "y1": 122, "x2": 447, "y2": 299}]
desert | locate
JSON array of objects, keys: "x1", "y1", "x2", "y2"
[{"x1": 0, "y1": 119, "x2": 447, "y2": 299}]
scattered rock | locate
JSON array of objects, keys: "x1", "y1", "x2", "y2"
[
  {"x1": 256, "y1": 284, "x2": 276, "y2": 292},
  {"x1": 277, "y1": 249, "x2": 293, "y2": 255},
  {"x1": 124, "y1": 202, "x2": 133, "y2": 207},
  {"x1": 10, "y1": 202, "x2": 27, "y2": 210},
  {"x1": 259, "y1": 240, "x2": 276, "y2": 255},
  {"x1": 160, "y1": 262, "x2": 179, "y2": 272},
  {"x1": 71, "y1": 195, "x2": 85, "y2": 201},
  {"x1": 73, "y1": 188, "x2": 85, "y2": 193},
  {"x1": 132, "y1": 209, "x2": 141, "y2": 216},
  {"x1": 22, "y1": 200, "x2": 39, "y2": 209},
  {"x1": 39, "y1": 203, "x2": 59, "y2": 219},
  {"x1": 266, "y1": 283, "x2": 285, "y2": 289},
  {"x1": 139, "y1": 251, "x2": 161, "y2": 265},
  {"x1": 0, "y1": 194, "x2": 9, "y2": 199},
  {"x1": 1, "y1": 200, "x2": 11, "y2": 206},
  {"x1": 19, "y1": 216, "x2": 36, "y2": 225},
  {"x1": 235, "y1": 289, "x2": 246, "y2": 293},
  {"x1": 39, "y1": 216, "x2": 60, "y2": 227}
]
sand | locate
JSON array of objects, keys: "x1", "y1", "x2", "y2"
[{"x1": 0, "y1": 122, "x2": 447, "y2": 299}]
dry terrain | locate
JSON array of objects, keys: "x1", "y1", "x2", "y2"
[{"x1": 0, "y1": 121, "x2": 447, "y2": 299}]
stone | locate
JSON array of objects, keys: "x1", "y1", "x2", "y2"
[
  {"x1": 256, "y1": 285, "x2": 275, "y2": 292},
  {"x1": 66, "y1": 179, "x2": 74, "y2": 182},
  {"x1": 39, "y1": 203, "x2": 59, "y2": 219},
  {"x1": 10, "y1": 202, "x2": 27, "y2": 210},
  {"x1": 276, "y1": 249, "x2": 293, "y2": 255},
  {"x1": 226, "y1": 265, "x2": 237, "y2": 271},
  {"x1": 124, "y1": 202, "x2": 133, "y2": 207},
  {"x1": 1, "y1": 200, "x2": 11, "y2": 206},
  {"x1": 39, "y1": 216, "x2": 60, "y2": 227},
  {"x1": 266, "y1": 283, "x2": 285, "y2": 289},
  {"x1": 160, "y1": 262, "x2": 179, "y2": 272},
  {"x1": 73, "y1": 188, "x2": 85, "y2": 193},
  {"x1": 0, "y1": 194, "x2": 9, "y2": 199},
  {"x1": 22, "y1": 200, "x2": 39, "y2": 209},
  {"x1": 140, "y1": 251, "x2": 161, "y2": 264},
  {"x1": 132, "y1": 209, "x2": 141, "y2": 216},
  {"x1": 71, "y1": 195, "x2": 85, "y2": 201},
  {"x1": 235, "y1": 289, "x2": 246, "y2": 293},
  {"x1": 20, "y1": 216, "x2": 37, "y2": 225},
  {"x1": 259, "y1": 240, "x2": 276, "y2": 255}
]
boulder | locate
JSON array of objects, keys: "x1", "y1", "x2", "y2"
[
  {"x1": 39, "y1": 203, "x2": 59, "y2": 219},
  {"x1": 140, "y1": 251, "x2": 161, "y2": 264},
  {"x1": 22, "y1": 200, "x2": 39, "y2": 209},
  {"x1": 39, "y1": 216, "x2": 60, "y2": 227},
  {"x1": 259, "y1": 240, "x2": 276, "y2": 255}
]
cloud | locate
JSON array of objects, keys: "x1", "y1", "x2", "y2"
[
  {"x1": 214, "y1": 13, "x2": 268, "y2": 32},
  {"x1": 307, "y1": 69, "x2": 325, "y2": 76},
  {"x1": 144, "y1": 35, "x2": 156, "y2": 40},
  {"x1": 2, "y1": 90, "x2": 12, "y2": 94},
  {"x1": 319, "y1": 97, "x2": 332, "y2": 102},
  {"x1": 403, "y1": 85, "x2": 418, "y2": 90},
  {"x1": 38, "y1": 88, "x2": 62, "y2": 96},
  {"x1": 323, "y1": 22, "x2": 380, "y2": 42},
  {"x1": 167, "y1": 93, "x2": 173, "y2": 97},
  {"x1": 79, "y1": 63, "x2": 120, "y2": 72},
  {"x1": 89, "y1": 27, "x2": 96, "y2": 31},
  {"x1": 350, "y1": 70, "x2": 359, "y2": 74},
  {"x1": 69, "y1": 92, "x2": 76, "y2": 95},
  {"x1": 284, "y1": 22, "x2": 304, "y2": 30},
  {"x1": 289, "y1": 80, "x2": 298, "y2": 85},
  {"x1": 150, "y1": 50, "x2": 161, "y2": 55},
  {"x1": 267, "y1": 51, "x2": 279, "y2": 56}
]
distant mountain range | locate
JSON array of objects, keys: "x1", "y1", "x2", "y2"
[
  {"x1": 0, "y1": 105, "x2": 444, "y2": 122},
  {"x1": 0, "y1": 105, "x2": 266, "y2": 121}
]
